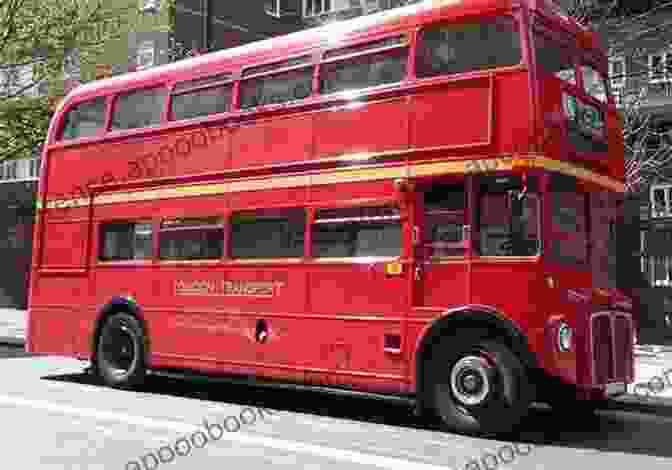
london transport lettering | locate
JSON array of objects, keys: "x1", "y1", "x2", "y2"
[{"x1": 174, "y1": 279, "x2": 286, "y2": 298}]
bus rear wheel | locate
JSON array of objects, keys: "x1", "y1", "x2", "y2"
[
  {"x1": 95, "y1": 313, "x2": 147, "y2": 389},
  {"x1": 429, "y1": 336, "x2": 531, "y2": 436}
]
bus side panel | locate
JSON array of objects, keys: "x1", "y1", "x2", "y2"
[
  {"x1": 313, "y1": 96, "x2": 410, "y2": 158},
  {"x1": 232, "y1": 114, "x2": 313, "y2": 167},
  {"x1": 411, "y1": 77, "x2": 492, "y2": 149},
  {"x1": 40, "y1": 218, "x2": 88, "y2": 268},
  {"x1": 28, "y1": 276, "x2": 92, "y2": 356}
]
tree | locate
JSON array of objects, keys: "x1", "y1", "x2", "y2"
[{"x1": 0, "y1": 0, "x2": 153, "y2": 162}]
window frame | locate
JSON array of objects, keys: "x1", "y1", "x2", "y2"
[
  {"x1": 98, "y1": 220, "x2": 154, "y2": 263},
  {"x1": 415, "y1": 15, "x2": 525, "y2": 81},
  {"x1": 649, "y1": 51, "x2": 672, "y2": 84},
  {"x1": 109, "y1": 85, "x2": 169, "y2": 132},
  {"x1": 609, "y1": 56, "x2": 626, "y2": 89},
  {"x1": 57, "y1": 96, "x2": 108, "y2": 142},
  {"x1": 303, "y1": 0, "x2": 350, "y2": 18},
  {"x1": 310, "y1": 203, "x2": 403, "y2": 260},
  {"x1": 318, "y1": 40, "x2": 410, "y2": 97},
  {"x1": 238, "y1": 54, "x2": 316, "y2": 111},
  {"x1": 169, "y1": 78, "x2": 235, "y2": 122},
  {"x1": 136, "y1": 40, "x2": 156, "y2": 71},
  {"x1": 229, "y1": 208, "x2": 307, "y2": 260},
  {"x1": 651, "y1": 184, "x2": 672, "y2": 218},
  {"x1": 546, "y1": 175, "x2": 590, "y2": 267},
  {"x1": 158, "y1": 216, "x2": 225, "y2": 262}
]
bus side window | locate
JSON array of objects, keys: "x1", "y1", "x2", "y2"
[
  {"x1": 319, "y1": 47, "x2": 408, "y2": 95},
  {"x1": 238, "y1": 67, "x2": 314, "y2": 110},
  {"x1": 59, "y1": 96, "x2": 106, "y2": 141},
  {"x1": 99, "y1": 221, "x2": 153, "y2": 261},
  {"x1": 424, "y1": 183, "x2": 466, "y2": 257},
  {"x1": 230, "y1": 209, "x2": 305, "y2": 259},
  {"x1": 312, "y1": 206, "x2": 401, "y2": 258},
  {"x1": 111, "y1": 87, "x2": 167, "y2": 131},
  {"x1": 170, "y1": 84, "x2": 233, "y2": 121},
  {"x1": 415, "y1": 16, "x2": 522, "y2": 79},
  {"x1": 159, "y1": 217, "x2": 224, "y2": 260}
]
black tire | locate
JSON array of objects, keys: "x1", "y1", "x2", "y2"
[
  {"x1": 427, "y1": 334, "x2": 531, "y2": 436},
  {"x1": 95, "y1": 313, "x2": 147, "y2": 389}
]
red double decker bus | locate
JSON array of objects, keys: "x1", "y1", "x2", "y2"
[{"x1": 28, "y1": 0, "x2": 634, "y2": 435}]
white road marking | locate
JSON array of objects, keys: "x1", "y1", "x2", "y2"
[{"x1": 0, "y1": 393, "x2": 455, "y2": 470}]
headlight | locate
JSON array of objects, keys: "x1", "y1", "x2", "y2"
[
  {"x1": 562, "y1": 93, "x2": 605, "y2": 136},
  {"x1": 557, "y1": 322, "x2": 573, "y2": 352},
  {"x1": 562, "y1": 93, "x2": 578, "y2": 120}
]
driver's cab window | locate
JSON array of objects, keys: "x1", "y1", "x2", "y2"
[
  {"x1": 423, "y1": 182, "x2": 466, "y2": 257},
  {"x1": 477, "y1": 175, "x2": 540, "y2": 256}
]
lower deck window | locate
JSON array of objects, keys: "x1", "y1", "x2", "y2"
[
  {"x1": 230, "y1": 209, "x2": 305, "y2": 258},
  {"x1": 99, "y1": 222, "x2": 152, "y2": 261},
  {"x1": 477, "y1": 176, "x2": 540, "y2": 256},
  {"x1": 159, "y1": 217, "x2": 224, "y2": 260},
  {"x1": 312, "y1": 206, "x2": 401, "y2": 257}
]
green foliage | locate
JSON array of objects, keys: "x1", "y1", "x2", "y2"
[{"x1": 0, "y1": 0, "x2": 167, "y2": 161}]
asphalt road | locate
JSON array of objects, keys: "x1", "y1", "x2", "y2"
[{"x1": 0, "y1": 347, "x2": 671, "y2": 469}]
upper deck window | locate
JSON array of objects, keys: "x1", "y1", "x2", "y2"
[
  {"x1": 170, "y1": 84, "x2": 233, "y2": 121},
  {"x1": 239, "y1": 66, "x2": 314, "y2": 109},
  {"x1": 534, "y1": 33, "x2": 577, "y2": 84},
  {"x1": 416, "y1": 16, "x2": 522, "y2": 79},
  {"x1": 59, "y1": 96, "x2": 106, "y2": 141},
  {"x1": 111, "y1": 86, "x2": 167, "y2": 131},
  {"x1": 319, "y1": 46, "x2": 408, "y2": 95}
]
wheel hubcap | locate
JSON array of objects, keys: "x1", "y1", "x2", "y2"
[
  {"x1": 450, "y1": 355, "x2": 493, "y2": 406},
  {"x1": 102, "y1": 324, "x2": 136, "y2": 377}
]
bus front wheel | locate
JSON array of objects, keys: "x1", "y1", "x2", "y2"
[
  {"x1": 429, "y1": 336, "x2": 531, "y2": 435},
  {"x1": 95, "y1": 313, "x2": 147, "y2": 389}
]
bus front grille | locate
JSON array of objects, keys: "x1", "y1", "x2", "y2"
[{"x1": 590, "y1": 311, "x2": 633, "y2": 385}]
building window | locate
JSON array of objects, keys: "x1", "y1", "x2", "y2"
[
  {"x1": 99, "y1": 222, "x2": 153, "y2": 261},
  {"x1": 141, "y1": 0, "x2": 160, "y2": 13},
  {"x1": 159, "y1": 217, "x2": 224, "y2": 260},
  {"x1": 649, "y1": 51, "x2": 672, "y2": 83},
  {"x1": 303, "y1": 0, "x2": 350, "y2": 17},
  {"x1": 609, "y1": 56, "x2": 626, "y2": 88},
  {"x1": 136, "y1": 40, "x2": 156, "y2": 71},
  {"x1": 651, "y1": 184, "x2": 672, "y2": 218}
]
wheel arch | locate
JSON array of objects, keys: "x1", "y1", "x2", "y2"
[
  {"x1": 413, "y1": 305, "x2": 539, "y2": 411},
  {"x1": 92, "y1": 296, "x2": 150, "y2": 363}
]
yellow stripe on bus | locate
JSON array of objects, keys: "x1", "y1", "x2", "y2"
[{"x1": 42, "y1": 153, "x2": 624, "y2": 211}]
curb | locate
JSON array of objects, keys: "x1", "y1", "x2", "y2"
[
  {"x1": 605, "y1": 395, "x2": 672, "y2": 416},
  {"x1": 0, "y1": 336, "x2": 25, "y2": 347}
]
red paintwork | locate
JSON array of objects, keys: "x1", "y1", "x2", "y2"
[{"x1": 28, "y1": 0, "x2": 632, "y2": 399}]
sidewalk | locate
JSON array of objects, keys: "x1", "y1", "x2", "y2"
[{"x1": 0, "y1": 308, "x2": 26, "y2": 346}]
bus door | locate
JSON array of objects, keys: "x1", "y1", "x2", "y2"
[{"x1": 412, "y1": 178, "x2": 471, "y2": 310}]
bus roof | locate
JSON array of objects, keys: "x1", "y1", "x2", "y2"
[{"x1": 58, "y1": 0, "x2": 585, "y2": 109}]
